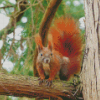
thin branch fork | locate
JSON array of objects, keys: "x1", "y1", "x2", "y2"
[{"x1": 0, "y1": 72, "x2": 76, "y2": 100}]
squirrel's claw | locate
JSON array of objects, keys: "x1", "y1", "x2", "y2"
[
  {"x1": 45, "y1": 80, "x2": 52, "y2": 86},
  {"x1": 38, "y1": 78, "x2": 45, "y2": 85}
]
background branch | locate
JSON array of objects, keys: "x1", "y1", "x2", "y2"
[
  {"x1": 0, "y1": 5, "x2": 15, "y2": 9},
  {"x1": 0, "y1": 0, "x2": 27, "y2": 39}
]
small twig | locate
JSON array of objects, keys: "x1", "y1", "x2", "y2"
[
  {"x1": 29, "y1": 0, "x2": 34, "y2": 35},
  {"x1": 37, "y1": 0, "x2": 45, "y2": 13},
  {"x1": 0, "y1": 5, "x2": 14, "y2": 9},
  {"x1": 73, "y1": 88, "x2": 79, "y2": 96}
]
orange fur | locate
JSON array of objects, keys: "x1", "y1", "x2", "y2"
[
  {"x1": 35, "y1": 34, "x2": 43, "y2": 49},
  {"x1": 49, "y1": 17, "x2": 82, "y2": 79},
  {"x1": 35, "y1": 17, "x2": 82, "y2": 82}
]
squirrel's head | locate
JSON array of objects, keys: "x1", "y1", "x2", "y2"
[
  {"x1": 35, "y1": 34, "x2": 53, "y2": 64},
  {"x1": 37, "y1": 41, "x2": 53, "y2": 64}
]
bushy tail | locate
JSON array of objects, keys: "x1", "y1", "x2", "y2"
[{"x1": 49, "y1": 17, "x2": 82, "y2": 79}]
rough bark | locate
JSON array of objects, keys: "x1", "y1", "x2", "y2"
[
  {"x1": 81, "y1": 0, "x2": 100, "y2": 100},
  {"x1": 0, "y1": 72, "x2": 76, "y2": 100}
]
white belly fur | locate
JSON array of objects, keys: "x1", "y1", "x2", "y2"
[{"x1": 42, "y1": 63, "x2": 50, "y2": 75}]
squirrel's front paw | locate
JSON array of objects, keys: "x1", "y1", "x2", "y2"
[
  {"x1": 38, "y1": 78, "x2": 45, "y2": 85},
  {"x1": 45, "y1": 80, "x2": 52, "y2": 86}
]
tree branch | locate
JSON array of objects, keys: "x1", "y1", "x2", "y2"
[
  {"x1": 0, "y1": 72, "x2": 76, "y2": 100},
  {"x1": 39, "y1": 0, "x2": 62, "y2": 45},
  {"x1": 0, "y1": 5, "x2": 15, "y2": 9},
  {"x1": 0, "y1": 0, "x2": 28, "y2": 39}
]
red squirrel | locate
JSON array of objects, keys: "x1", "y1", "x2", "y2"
[{"x1": 35, "y1": 17, "x2": 82, "y2": 86}]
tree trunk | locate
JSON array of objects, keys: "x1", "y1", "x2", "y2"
[{"x1": 81, "y1": 0, "x2": 100, "y2": 100}]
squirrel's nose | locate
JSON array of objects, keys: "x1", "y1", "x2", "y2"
[
  {"x1": 46, "y1": 59, "x2": 49, "y2": 63},
  {"x1": 44, "y1": 58, "x2": 50, "y2": 64}
]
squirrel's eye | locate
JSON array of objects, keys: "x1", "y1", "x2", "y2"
[
  {"x1": 51, "y1": 53, "x2": 53, "y2": 56},
  {"x1": 41, "y1": 54, "x2": 43, "y2": 56}
]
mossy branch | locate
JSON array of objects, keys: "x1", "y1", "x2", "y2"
[{"x1": 0, "y1": 72, "x2": 77, "y2": 100}]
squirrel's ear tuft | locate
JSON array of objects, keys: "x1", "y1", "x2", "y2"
[
  {"x1": 35, "y1": 34, "x2": 43, "y2": 52},
  {"x1": 48, "y1": 41, "x2": 53, "y2": 51},
  {"x1": 37, "y1": 44, "x2": 43, "y2": 52},
  {"x1": 48, "y1": 34, "x2": 53, "y2": 51}
]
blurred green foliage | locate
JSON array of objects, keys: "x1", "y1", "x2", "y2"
[{"x1": 0, "y1": 0, "x2": 84, "y2": 99}]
